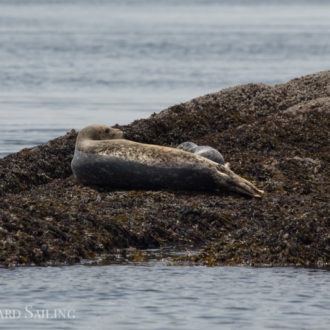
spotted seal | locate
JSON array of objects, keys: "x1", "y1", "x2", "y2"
[
  {"x1": 71, "y1": 124, "x2": 264, "y2": 197},
  {"x1": 177, "y1": 142, "x2": 225, "y2": 164}
]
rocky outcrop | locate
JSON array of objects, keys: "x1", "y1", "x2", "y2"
[{"x1": 0, "y1": 71, "x2": 329, "y2": 267}]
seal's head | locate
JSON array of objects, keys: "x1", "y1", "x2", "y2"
[
  {"x1": 77, "y1": 124, "x2": 123, "y2": 144},
  {"x1": 177, "y1": 141, "x2": 198, "y2": 152}
]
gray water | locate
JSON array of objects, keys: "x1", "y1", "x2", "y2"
[
  {"x1": 1, "y1": 1, "x2": 330, "y2": 329},
  {"x1": 0, "y1": 265, "x2": 329, "y2": 330},
  {"x1": 1, "y1": 0, "x2": 330, "y2": 156}
]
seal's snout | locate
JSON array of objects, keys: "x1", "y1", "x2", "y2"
[{"x1": 117, "y1": 129, "x2": 125, "y2": 139}]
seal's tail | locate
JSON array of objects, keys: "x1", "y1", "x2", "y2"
[{"x1": 213, "y1": 164, "x2": 264, "y2": 198}]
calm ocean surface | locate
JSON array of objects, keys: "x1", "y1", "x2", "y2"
[
  {"x1": 0, "y1": 265, "x2": 329, "y2": 330},
  {"x1": 1, "y1": 0, "x2": 330, "y2": 156},
  {"x1": 1, "y1": 1, "x2": 330, "y2": 329}
]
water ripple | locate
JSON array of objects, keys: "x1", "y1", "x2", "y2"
[{"x1": 1, "y1": 266, "x2": 328, "y2": 329}]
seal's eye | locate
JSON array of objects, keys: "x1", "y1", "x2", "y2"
[{"x1": 105, "y1": 128, "x2": 110, "y2": 134}]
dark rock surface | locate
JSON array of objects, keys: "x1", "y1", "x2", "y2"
[{"x1": 0, "y1": 71, "x2": 329, "y2": 267}]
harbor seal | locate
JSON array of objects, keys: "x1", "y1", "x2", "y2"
[
  {"x1": 177, "y1": 142, "x2": 225, "y2": 164},
  {"x1": 71, "y1": 124, "x2": 264, "y2": 197}
]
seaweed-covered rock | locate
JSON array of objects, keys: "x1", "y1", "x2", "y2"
[
  {"x1": 0, "y1": 130, "x2": 77, "y2": 196},
  {"x1": 0, "y1": 71, "x2": 329, "y2": 267},
  {"x1": 122, "y1": 70, "x2": 330, "y2": 145}
]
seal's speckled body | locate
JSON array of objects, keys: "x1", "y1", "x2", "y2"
[{"x1": 72, "y1": 149, "x2": 216, "y2": 190}]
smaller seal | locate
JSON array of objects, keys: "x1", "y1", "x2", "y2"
[{"x1": 177, "y1": 142, "x2": 225, "y2": 164}]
